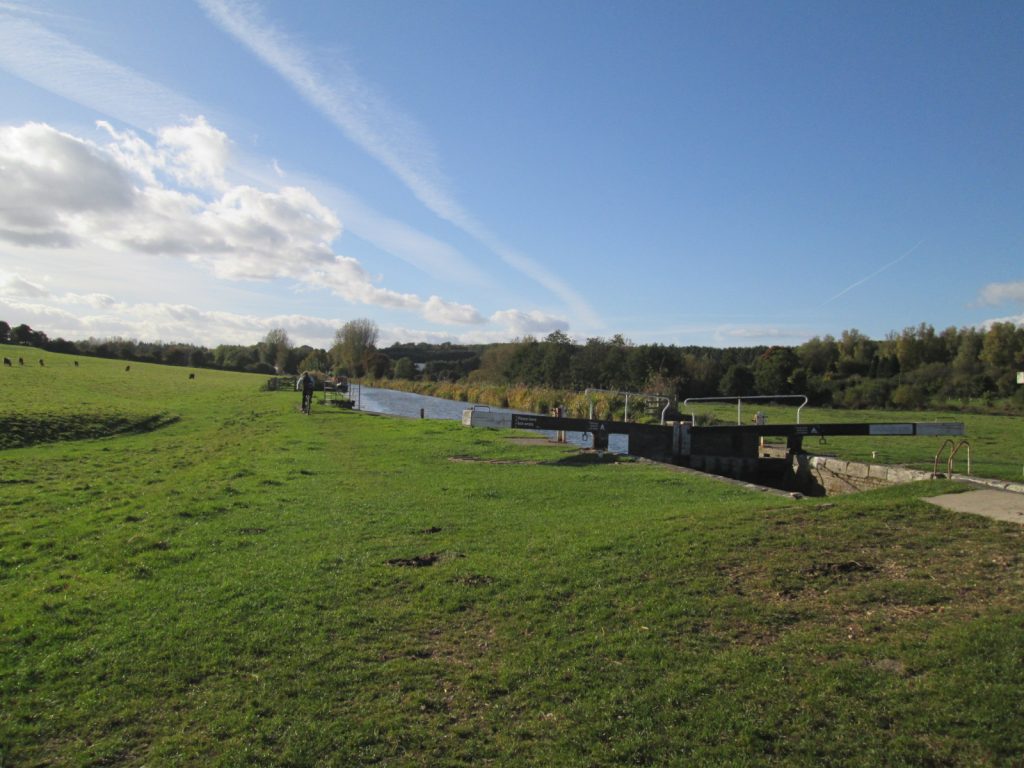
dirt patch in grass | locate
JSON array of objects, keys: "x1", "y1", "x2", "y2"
[
  {"x1": 805, "y1": 560, "x2": 876, "y2": 577},
  {"x1": 448, "y1": 455, "x2": 540, "y2": 465},
  {"x1": 387, "y1": 551, "x2": 465, "y2": 567},
  {"x1": 389, "y1": 553, "x2": 442, "y2": 567}
]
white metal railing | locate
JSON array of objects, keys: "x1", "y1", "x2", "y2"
[
  {"x1": 584, "y1": 388, "x2": 671, "y2": 424},
  {"x1": 682, "y1": 394, "x2": 809, "y2": 425}
]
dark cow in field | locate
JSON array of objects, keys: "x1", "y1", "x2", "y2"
[
  {"x1": 18, "y1": 357, "x2": 24, "y2": 365},
  {"x1": 74, "y1": 360, "x2": 79, "y2": 367},
  {"x1": 2, "y1": 357, "x2": 10, "y2": 367},
  {"x1": 38, "y1": 359, "x2": 44, "y2": 367},
  {"x1": 188, "y1": 373, "x2": 195, "y2": 380},
  {"x1": 125, "y1": 365, "x2": 131, "y2": 372}
]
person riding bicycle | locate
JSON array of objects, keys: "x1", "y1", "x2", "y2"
[{"x1": 298, "y1": 371, "x2": 316, "y2": 414}]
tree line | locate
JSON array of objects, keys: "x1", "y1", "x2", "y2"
[
  {"x1": 0, "y1": 319, "x2": 384, "y2": 378},
  {"x1": 3, "y1": 318, "x2": 1023, "y2": 409}
]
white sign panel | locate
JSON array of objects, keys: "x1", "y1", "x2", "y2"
[
  {"x1": 916, "y1": 422, "x2": 965, "y2": 436},
  {"x1": 1018, "y1": 371, "x2": 1024, "y2": 385},
  {"x1": 869, "y1": 424, "x2": 914, "y2": 436},
  {"x1": 462, "y1": 410, "x2": 513, "y2": 429}
]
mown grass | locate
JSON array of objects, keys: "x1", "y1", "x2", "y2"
[{"x1": 1, "y1": 346, "x2": 1023, "y2": 766}]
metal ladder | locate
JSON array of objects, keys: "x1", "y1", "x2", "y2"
[{"x1": 932, "y1": 439, "x2": 971, "y2": 478}]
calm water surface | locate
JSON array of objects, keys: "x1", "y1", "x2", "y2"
[{"x1": 355, "y1": 385, "x2": 628, "y2": 453}]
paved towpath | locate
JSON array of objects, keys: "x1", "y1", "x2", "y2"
[{"x1": 923, "y1": 486, "x2": 1024, "y2": 525}]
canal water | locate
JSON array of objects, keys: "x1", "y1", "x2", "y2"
[{"x1": 356, "y1": 385, "x2": 629, "y2": 453}]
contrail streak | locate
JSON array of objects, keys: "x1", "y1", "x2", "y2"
[
  {"x1": 820, "y1": 239, "x2": 925, "y2": 307},
  {"x1": 197, "y1": 0, "x2": 600, "y2": 326}
]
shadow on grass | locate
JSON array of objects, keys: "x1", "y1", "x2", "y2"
[
  {"x1": 0, "y1": 412, "x2": 181, "y2": 450},
  {"x1": 546, "y1": 452, "x2": 633, "y2": 467}
]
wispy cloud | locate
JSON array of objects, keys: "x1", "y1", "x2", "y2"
[
  {"x1": 819, "y1": 240, "x2": 925, "y2": 307},
  {"x1": 0, "y1": 10, "x2": 490, "y2": 296},
  {"x1": 712, "y1": 325, "x2": 817, "y2": 345},
  {"x1": 975, "y1": 280, "x2": 1024, "y2": 306},
  {"x1": 0, "y1": 12, "x2": 203, "y2": 131},
  {"x1": 198, "y1": 0, "x2": 599, "y2": 325}
]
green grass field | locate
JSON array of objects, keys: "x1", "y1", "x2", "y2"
[{"x1": 2, "y1": 346, "x2": 1022, "y2": 766}]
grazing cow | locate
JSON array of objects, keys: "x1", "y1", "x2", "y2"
[
  {"x1": 74, "y1": 360, "x2": 79, "y2": 367},
  {"x1": 188, "y1": 373, "x2": 195, "y2": 380},
  {"x1": 38, "y1": 359, "x2": 44, "y2": 367},
  {"x1": 125, "y1": 365, "x2": 131, "y2": 372},
  {"x1": 2, "y1": 357, "x2": 10, "y2": 367},
  {"x1": 18, "y1": 357, "x2": 24, "y2": 365}
]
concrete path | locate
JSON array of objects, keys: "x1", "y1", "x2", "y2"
[{"x1": 923, "y1": 488, "x2": 1024, "y2": 525}]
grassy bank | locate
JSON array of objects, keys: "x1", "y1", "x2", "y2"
[{"x1": 2, "y1": 347, "x2": 1023, "y2": 766}]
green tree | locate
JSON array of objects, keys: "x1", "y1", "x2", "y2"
[
  {"x1": 393, "y1": 357, "x2": 416, "y2": 379},
  {"x1": 472, "y1": 343, "x2": 518, "y2": 384},
  {"x1": 836, "y1": 329, "x2": 876, "y2": 377},
  {"x1": 330, "y1": 319, "x2": 379, "y2": 377},
  {"x1": 366, "y1": 350, "x2": 392, "y2": 379},
  {"x1": 980, "y1": 322, "x2": 1024, "y2": 396},
  {"x1": 719, "y1": 364, "x2": 755, "y2": 396},
  {"x1": 753, "y1": 347, "x2": 799, "y2": 395},
  {"x1": 797, "y1": 335, "x2": 838, "y2": 376},
  {"x1": 10, "y1": 323, "x2": 47, "y2": 347},
  {"x1": 260, "y1": 328, "x2": 292, "y2": 373},
  {"x1": 541, "y1": 331, "x2": 574, "y2": 388},
  {"x1": 569, "y1": 338, "x2": 608, "y2": 389},
  {"x1": 950, "y1": 327, "x2": 986, "y2": 399},
  {"x1": 213, "y1": 344, "x2": 257, "y2": 371},
  {"x1": 299, "y1": 349, "x2": 330, "y2": 373}
]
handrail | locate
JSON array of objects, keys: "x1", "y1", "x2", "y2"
[
  {"x1": 947, "y1": 439, "x2": 971, "y2": 477},
  {"x1": 682, "y1": 394, "x2": 809, "y2": 425},
  {"x1": 933, "y1": 439, "x2": 955, "y2": 478},
  {"x1": 584, "y1": 388, "x2": 671, "y2": 424}
]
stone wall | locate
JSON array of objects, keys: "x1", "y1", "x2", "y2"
[{"x1": 791, "y1": 454, "x2": 933, "y2": 496}]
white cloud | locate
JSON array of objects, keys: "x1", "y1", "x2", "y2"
[
  {"x1": 0, "y1": 289, "x2": 340, "y2": 347},
  {"x1": 423, "y1": 296, "x2": 485, "y2": 325},
  {"x1": 1, "y1": 289, "x2": 550, "y2": 348},
  {"x1": 0, "y1": 119, "x2": 493, "y2": 325},
  {"x1": 713, "y1": 325, "x2": 816, "y2": 343},
  {"x1": 979, "y1": 313, "x2": 1024, "y2": 329},
  {"x1": 490, "y1": 308, "x2": 568, "y2": 338},
  {"x1": 0, "y1": 271, "x2": 48, "y2": 297},
  {"x1": 976, "y1": 281, "x2": 1024, "y2": 306},
  {"x1": 198, "y1": 0, "x2": 599, "y2": 326},
  {"x1": 0, "y1": 122, "x2": 135, "y2": 244},
  {"x1": 159, "y1": 116, "x2": 231, "y2": 191}
]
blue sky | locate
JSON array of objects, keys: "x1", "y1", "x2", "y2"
[{"x1": 0, "y1": 0, "x2": 1021, "y2": 349}]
